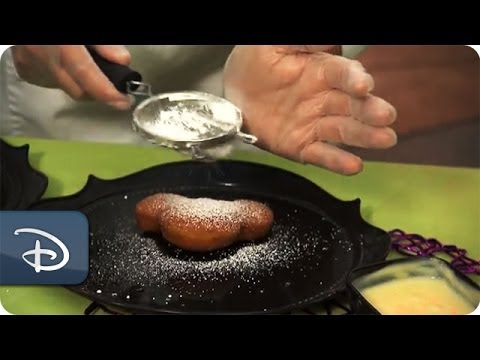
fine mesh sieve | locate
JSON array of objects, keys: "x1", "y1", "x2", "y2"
[{"x1": 89, "y1": 47, "x2": 257, "y2": 160}]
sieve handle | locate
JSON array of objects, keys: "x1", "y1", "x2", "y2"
[{"x1": 87, "y1": 47, "x2": 143, "y2": 94}]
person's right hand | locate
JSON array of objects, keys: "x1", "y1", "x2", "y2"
[{"x1": 11, "y1": 45, "x2": 132, "y2": 110}]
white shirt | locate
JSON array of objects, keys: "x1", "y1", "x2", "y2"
[{"x1": 0, "y1": 45, "x2": 366, "y2": 145}]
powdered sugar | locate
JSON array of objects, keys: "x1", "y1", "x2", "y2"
[
  {"x1": 78, "y1": 190, "x2": 355, "y2": 312},
  {"x1": 161, "y1": 194, "x2": 265, "y2": 230},
  {"x1": 202, "y1": 142, "x2": 235, "y2": 159},
  {"x1": 140, "y1": 108, "x2": 227, "y2": 141},
  {"x1": 165, "y1": 194, "x2": 241, "y2": 220},
  {"x1": 88, "y1": 221, "x2": 311, "y2": 290},
  {"x1": 136, "y1": 94, "x2": 242, "y2": 142}
]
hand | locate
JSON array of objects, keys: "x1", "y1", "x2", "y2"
[
  {"x1": 11, "y1": 45, "x2": 132, "y2": 110},
  {"x1": 223, "y1": 45, "x2": 397, "y2": 175}
]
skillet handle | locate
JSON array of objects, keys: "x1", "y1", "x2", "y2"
[{"x1": 86, "y1": 46, "x2": 142, "y2": 94}]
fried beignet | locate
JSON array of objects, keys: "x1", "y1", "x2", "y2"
[{"x1": 135, "y1": 193, "x2": 273, "y2": 252}]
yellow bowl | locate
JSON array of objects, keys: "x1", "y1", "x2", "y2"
[{"x1": 347, "y1": 257, "x2": 480, "y2": 315}]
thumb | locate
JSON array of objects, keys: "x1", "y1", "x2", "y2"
[
  {"x1": 279, "y1": 45, "x2": 342, "y2": 55},
  {"x1": 90, "y1": 45, "x2": 131, "y2": 65}
]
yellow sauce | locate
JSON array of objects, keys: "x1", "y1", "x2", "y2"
[{"x1": 361, "y1": 276, "x2": 477, "y2": 315}]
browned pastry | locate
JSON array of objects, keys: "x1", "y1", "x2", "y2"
[
  {"x1": 135, "y1": 193, "x2": 170, "y2": 233},
  {"x1": 135, "y1": 193, "x2": 274, "y2": 252}
]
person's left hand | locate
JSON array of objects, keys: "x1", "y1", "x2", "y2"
[{"x1": 223, "y1": 45, "x2": 397, "y2": 175}]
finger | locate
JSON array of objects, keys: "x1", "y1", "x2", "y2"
[
  {"x1": 90, "y1": 45, "x2": 131, "y2": 65},
  {"x1": 315, "y1": 115, "x2": 398, "y2": 149},
  {"x1": 61, "y1": 46, "x2": 131, "y2": 109},
  {"x1": 307, "y1": 91, "x2": 397, "y2": 126},
  {"x1": 11, "y1": 45, "x2": 61, "y2": 87},
  {"x1": 280, "y1": 45, "x2": 342, "y2": 55},
  {"x1": 300, "y1": 141, "x2": 363, "y2": 175},
  {"x1": 53, "y1": 68, "x2": 85, "y2": 100},
  {"x1": 355, "y1": 94, "x2": 397, "y2": 126},
  {"x1": 319, "y1": 55, "x2": 374, "y2": 97}
]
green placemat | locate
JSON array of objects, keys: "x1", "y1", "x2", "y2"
[{"x1": 1, "y1": 137, "x2": 479, "y2": 314}]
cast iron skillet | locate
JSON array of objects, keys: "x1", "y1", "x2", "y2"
[
  {"x1": 32, "y1": 160, "x2": 390, "y2": 314},
  {"x1": 0, "y1": 139, "x2": 48, "y2": 210}
]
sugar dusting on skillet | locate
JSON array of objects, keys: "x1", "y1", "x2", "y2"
[
  {"x1": 80, "y1": 190, "x2": 353, "y2": 306},
  {"x1": 92, "y1": 221, "x2": 315, "y2": 286}
]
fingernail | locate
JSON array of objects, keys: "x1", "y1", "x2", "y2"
[
  {"x1": 378, "y1": 102, "x2": 397, "y2": 124},
  {"x1": 348, "y1": 65, "x2": 374, "y2": 94},
  {"x1": 350, "y1": 75, "x2": 374, "y2": 94},
  {"x1": 353, "y1": 61, "x2": 366, "y2": 72},
  {"x1": 365, "y1": 74, "x2": 374, "y2": 92},
  {"x1": 108, "y1": 45, "x2": 130, "y2": 57},
  {"x1": 108, "y1": 99, "x2": 132, "y2": 110},
  {"x1": 387, "y1": 128, "x2": 398, "y2": 146},
  {"x1": 102, "y1": 45, "x2": 131, "y2": 63},
  {"x1": 389, "y1": 105, "x2": 398, "y2": 122}
]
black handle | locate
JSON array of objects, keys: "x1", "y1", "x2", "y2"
[{"x1": 87, "y1": 46, "x2": 142, "y2": 94}]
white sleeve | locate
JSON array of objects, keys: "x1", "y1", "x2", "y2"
[{"x1": 341, "y1": 45, "x2": 368, "y2": 59}]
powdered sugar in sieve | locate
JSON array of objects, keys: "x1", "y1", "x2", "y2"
[{"x1": 133, "y1": 92, "x2": 243, "y2": 143}]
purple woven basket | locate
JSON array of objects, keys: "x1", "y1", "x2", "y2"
[{"x1": 388, "y1": 229, "x2": 480, "y2": 275}]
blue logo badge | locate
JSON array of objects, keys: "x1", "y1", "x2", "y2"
[{"x1": 0, "y1": 211, "x2": 89, "y2": 285}]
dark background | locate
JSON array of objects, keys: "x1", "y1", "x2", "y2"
[{"x1": 347, "y1": 45, "x2": 479, "y2": 168}]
